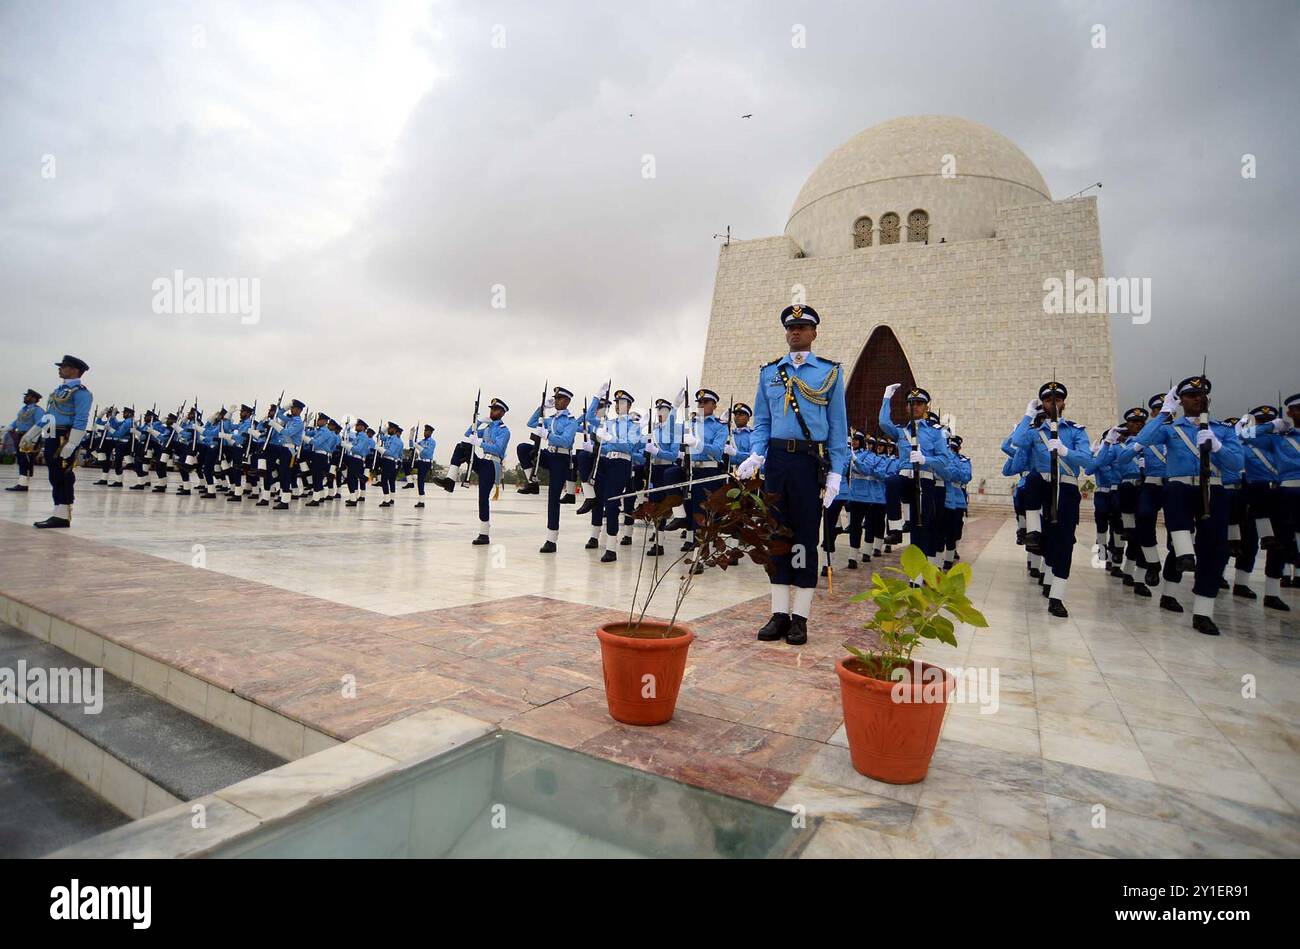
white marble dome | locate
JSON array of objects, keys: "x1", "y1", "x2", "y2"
[{"x1": 785, "y1": 115, "x2": 1051, "y2": 256}]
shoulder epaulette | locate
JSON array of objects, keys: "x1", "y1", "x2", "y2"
[{"x1": 762, "y1": 358, "x2": 781, "y2": 369}]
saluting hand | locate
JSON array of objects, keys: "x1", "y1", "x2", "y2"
[
  {"x1": 883, "y1": 383, "x2": 901, "y2": 400},
  {"x1": 1159, "y1": 386, "x2": 1179, "y2": 417}
]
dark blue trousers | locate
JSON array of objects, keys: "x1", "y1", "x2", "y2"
[
  {"x1": 1163, "y1": 482, "x2": 1229, "y2": 597},
  {"x1": 1042, "y1": 483, "x2": 1081, "y2": 579},
  {"x1": 44, "y1": 434, "x2": 76, "y2": 506},
  {"x1": 764, "y1": 446, "x2": 821, "y2": 589}
]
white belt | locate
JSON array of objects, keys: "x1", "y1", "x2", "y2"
[
  {"x1": 603, "y1": 451, "x2": 631, "y2": 461},
  {"x1": 1094, "y1": 486, "x2": 1112, "y2": 493},
  {"x1": 1167, "y1": 475, "x2": 1222, "y2": 486},
  {"x1": 898, "y1": 469, "x2": 935, "y2": 480},
  {"x1": 1280, "y1": 479, "x2": 1300, "y2": 488},
  {"x1": 547, "y1": 447, "x2": 571, "y2": 456},
  {"x1": 691, "y1": 460, "x2": 720, "y2": 469},
  {"x1": 1224, "y1": 482, "x2": 1241, "y2": 490},
  {"x1": 651, "y1": 458, "x2": 675, "y2": 466},
  {"x1": 1144, "y1": 476, "x2": 1164, "y2": 485}
]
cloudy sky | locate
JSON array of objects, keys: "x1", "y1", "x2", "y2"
[{"x1": 2, "y1": 0, "x2": 1297, "y2": 441}]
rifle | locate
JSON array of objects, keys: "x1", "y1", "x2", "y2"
[
  {"x1": 1048, "y1": 369, "x2": 1060, "y2": 524},
  {"x1": 683, "y1": 376, "x2": 693, "y2": 492},
  {"x1": 163, "y1": 400, "x2": 187, "y2": 453},
  {"x1": 529, "y1": 379, "x2": 548, "y2": 485},
  {"x1": 908, "y1": 415, "x2": 923, "y2": 529},
  {"x1": 1198, "y1": 356, "x2": 1211, "y2": 520},
  {"x1": 572, "y1": 396, "x2": 588, "y2": 494},
  {"x1": 588, "y1": 379, "x2": 612, "y2": 488},
  {"x1": 369, "y1": 418, "x2": 385, "y2": 485},
  {"x1": 262, "y1": 390, "x2": 284, "y2": 451},
  {"x1": 462, "y1": 390, "x2": 481, "y2": 487}
]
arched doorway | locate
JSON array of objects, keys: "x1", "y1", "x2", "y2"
[{"x1": 846, "y1": 325, "x2": 916, "y2": 436}]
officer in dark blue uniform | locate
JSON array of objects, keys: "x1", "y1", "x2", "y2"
[
  {"x1": 736, "y1": 304, "x2": 848, "y2": 645},
  {"x1": 33, "y1": 355, "x2": 94, "y2": 529}
]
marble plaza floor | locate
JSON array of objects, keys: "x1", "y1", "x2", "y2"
[{"x1": 1, "y1": 467, "x2": 1298, "y2": 858}]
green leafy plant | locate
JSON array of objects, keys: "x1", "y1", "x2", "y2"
[
  {"x1": 626, "y1": 475, "x2": 791, "y2": 634},
  {"x1": 845, "y1": 544, "x2": 988, "y2": 681}
]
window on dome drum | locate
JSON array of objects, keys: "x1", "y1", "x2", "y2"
[
  {"x1": 879, "y1": 212, "x2": 900, "y2": 245},
  {"x1": 907, "y1": 209, "x2": 929, "y2": 244},
  {"x1": 853, "y1": 216, "x2": 873, "y2": 248}
]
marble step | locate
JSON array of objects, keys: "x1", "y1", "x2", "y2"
[{"x1": 0, "y1": 622, "x2": 286, "y2": 817}]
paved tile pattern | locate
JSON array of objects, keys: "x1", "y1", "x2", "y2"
[{"x1": 1, "y1": 475, "x2": 1297, "y2": 856}]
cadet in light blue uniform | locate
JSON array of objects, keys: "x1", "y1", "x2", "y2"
[
  {"x1": 642, "y1": 397, "x2": 683, "y2": 558},
  {"x1": 1133, "y1": 376, "x2": 1243, "y2": 635},
  {"x1": 261, "y1": 399, "x2": 305, "y2": 509},
  {"x1": 343, "y1": 419, "x2": 373, "y2": 506},
  {"x1": 590, "y1": 389, "x2": 642, "y2": 562},
  {"x1": 1238, "y1": 401, "x2": 1297, "y2": 608},
  {"x1": 218, "y1": 404, "x2": 255, "y2": 500},
  {"x1": 1096, "y1": 408, "x2": 1149, "y2": 591},
  {"x1": 467, "y1": 398, "x2": 511, "y2": 545},
  {"x1": 668, "y1": 388, "x2": 729, "y2": 554},
  {"x1": 528, "y1": 386, "x2": 580, "y2": 552},
  {"x1": 942, "y1": 435, "x2": 972, "y2": 569},
  {"x1": 841, "y1": 430, "x2": 874, "y2": 569},
  {"x1": 1267, "y1": 394, "x2": 1300, "y2": 591},
  {"x1": 738, "y1": 304, "x2": 848, "y2": 646},
  {"x1": 3, "y1": 388, "x2": 44, "y2": 492},
  {"x1": 375, "y1": 421, "x2": 404, "y2": 506},
  {"x1": 618, "y1": 409, "x2": 649, "y2": 549},
  {"x1": 33, "y1": 355, "x2": 94, "y2": 529},
  {"x1": 878, "y1": 385, "x2": 953, "y2": 563},
  {"x1": 411, "y1": 424, "x2": 438, "y2": 509},
  {"x1": 1010, "y1": 381, "x2": 1097, "y2": 618},
  {"x1": 1089, "y1": 426, "x2": 1121, "y2": 574},
  {"x1": 304, "y1": 415, "x2": 342, "y2": 506}
]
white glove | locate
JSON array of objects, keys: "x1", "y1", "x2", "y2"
[
  {"x1": 1196, "y1": 428, "x2": 1222, "y2": 453},
  {"x1": 1136, "y1": 456, "x2": 1146, "y2": 469},
  {"x1": 468, "y1": 434, "x2": 482, "y2": 447},
  {"x1": 172, "y1": 422, "x2": 184, "y2": 434},
  {"x1": 530, "y1": 426, "x2": 548, "y2": 440},
  {"x1": 1159, "y1": 385, "x2": 1179, "y2": 417},
  {"x1": 1273, "y1": 416, "x2": 1294, "y2": 433},
  {"x1": 60, "y1": 429, "x2": 85, "y2": 459},
  {"x1": 574, "y1": 435, "x2": 590, "y2": 452},
  {"x1": 375, "y1": 445, "x2": 385, "y2": 456},
  {"x1": 270, "y1": 418, "x2": 285, "y2": 432},
  {"x1": 595, "y1": 428, "x2": 612, "y2": 442},
  {"x1": 544, "y1": 397, "x2": 556, "y2": 410},
  {"x1": 909, "y1": 449, "x2": 925, "y2": 464},
  {"x1": 1104, "y1": 428, "x2": 1120, "y2": 445},
  {"x1": 1131, "y1": 442, "x2": 1143, "y2": 454},
  {"x1": 219, "y1": 432, "x2": 234, "y2": 443},
  {"x1": 883, "y1": 383, "x2": 901, "y2": 400},
  {"x1": 645, "y1": 441, "x2": 660, "y2": 457},
  {"x1": 682, "y1": 432, "x2": 697, "y2": 447},
  {"x1": 736, "y1": 453, "x2": 763, "y2": 480},
  {"x1": 723, "y1": 443, "x2": 737, "y2": 457},
  {"x1": 1046, "y1": 438, "x2": 1068, "y2": 457},
  {"x1": 822, "y1": 471, "x2": 841, "y2": 508},
  {"x1": 1025, "y1": 399, "x2": 1043, "y2": 418}
]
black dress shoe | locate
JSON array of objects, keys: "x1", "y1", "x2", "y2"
[
  {"x1": 1192, "y1": 615, "x2": 1220, "y2": 636},
  {"x1": 1047, "y1": 598, "x2": 1069, "y2": 618},
  {"x1": 1282, "y1": 576, "x2": 1294, "y2": 588},
  {"x1": 227, "y1": 495, "x2": 242, "y2": 502},
  {"x1": 647, "y1": 544, "x2": 664, "y2": 557},
  {"x1": 539, "y1": 540, "x2": 556, "y2": 553},
  {"x1": 5, "y1": 484, "x2": 29, "y2": 492},
  {"x1": 152, "y1": 486, "x2": 167, "y2": 493},
  {"x1": 1133, "y1": 583, "x2": 1152, "y2": 598},
  {"x1": 273, "y1": 501, "x2": 289, "y2": 510},
  {"x1": 1023, "y1": 531, "x2": 1043, "y2": 553},
  {"x1": 600, "y1": 550, "x2": 616, "y2": 563},
  {"x1": 1029, "y1": 568, "x2": 1042, "y2": 580},
  {"x1": 402, "y1": 482, "x2": 415, "y2": 489},
  {"x1": 1145, "y1": 566, "x2": 1161, "y2": 587},
  {"x1": 1227, "y1": 540, "x2": 1242, "y2": 557},
  {"x1": 820, "y1": 564, "x2": 829, "y2": 577},
  {"x1": 414, "y1": 501, "x2": 425, "y2": 508},
  {"x1": 584, "y1": 537, "x2": 599, "y2": 550},
  {"x1": 33, "y1": 516, "x2": 70, "y2": 529},
  {"x1": 691, "y1": 562, "x2": 704, "y2": 575},
  {"x1": 1108, "y1": 565, "x2": 1122, "y2": 578},
  {"x1": 93, "y1": 478, "x2": 108, "y2": 485},
  {"x1": 1260, "y1": 535, "x2": 1280, "y2": 551},
  {"x1": 785, "y1": 615, "x2": 808, "y2": 645},
  {"x1": 560, "y1": 493, "x2": 576, "y2": 505},
  {"x1": 846, "y1": 559, "x2": 859, "y2": 570},
  {"x1": 886, "y1": 530, "x2": 902, "y2": 545},
  {"x1": 345, "y1": 500, "x2": 357, "y2": 507},
  {"x1": 1174, "y1": 554, "x2": 1196, "y2": 573},
  {"x1": 681, "y1": 540, "x2": 695, "y2": 552},
  {"x1": 472, "y1": 534, "x2": 491, "y2": 545},
  {"x1": 756, "y1": 613, "x2": 791, "y2": 641},
  {"x1": 1015, "y1": 527, "x2": 1026, "y2": 546},
  {"x1": 576, "y1": 498, "x2": 597, "y2": 515},
  {"x1": 1041, "y1": 583, "x2": 1050, "y2": 598},
  {"x1": 1264, "y1": 595, "x2": 1291, "y2": 612},
  {"x1": 431, "y1": 476, "x2": 455, "y2": 493},
  {"x1": 517, "y1": 480, "x2": 540, "y2": 495},
  {"x1": 666, "y1": 516, "x2": 690, "y2": 532},
  {"x1": 1122, "y1": 574, "x2": 1135, "y2": 587},
  {"x1": 305, "y1": 500, "x2": 320, "y2": 507},
  {"x1": 1232, "y1": 583, "x2": 1256, "y2": 599},
  {"x1": 619, "y1": 535, "x2": 632, "y2": 546},
  {"x1": 1160, "y1": 595, "x2": 1184, "y2": 613},
  {"x1": 256, "y1": 499, "x2": 269, "y2": 506}
]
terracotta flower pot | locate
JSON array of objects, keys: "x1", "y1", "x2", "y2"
[
  {"x1": 836, "y1": 657, "x2": 954, "y2": 784},
  {"x1": 597, "y1": 621, "x2": 694, "y2": 725}
]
